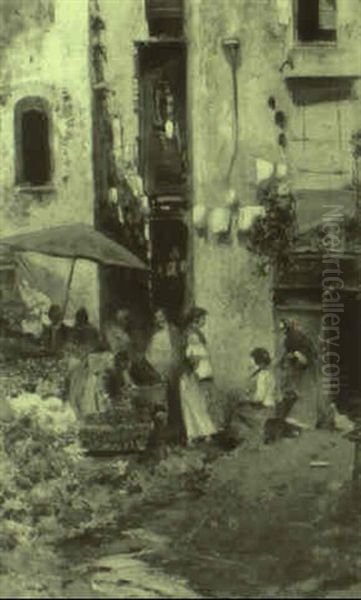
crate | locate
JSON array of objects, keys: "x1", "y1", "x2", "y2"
[
  {"x1": 80, "y1": 383, "x2": 168, "y2": 454},
  {"x1": 80, "y1": 422, "x2": 152, "y2": 455},
  {"x1": 132, "y1": 382, "x2": 168, "y2": 415}
]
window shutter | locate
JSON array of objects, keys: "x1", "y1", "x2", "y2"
[{"x1": 319, "y1": 0, "x2": 336, "y2": 31}]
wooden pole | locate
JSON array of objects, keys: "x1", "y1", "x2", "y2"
[
  {"x1": 62, "y1": 257, "x2": 77, "y2": 321},
  {"x1": 353, "y1": 441, "x2": 361, "y2": 484}
]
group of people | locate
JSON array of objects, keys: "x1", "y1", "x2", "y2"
[
  {"x1": 146, "y1": 306, "x2": 219, "y2": 446},
  {"x1": 35, "y1": 300, "x2": 315, "y2": 447},
  {"x1": 40, "y1": 304, "x2": 101, "y2": 354},
  {"x1": 61, "y1": 301, "x2": 220, "y2": 447},
  {"x1": 146, "y1": 309, "x2": 304, "y2": 447},
  {"x1": 243, "y1": 317, "x2": 320, "y2": 442}
]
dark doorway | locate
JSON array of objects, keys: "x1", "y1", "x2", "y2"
[
  {"x1": 100, "y1": 266, "x2": 150, "y2": 321},
  {"x1": 150, "y1": 217, "x2": 187, "y2": 323},
  {"x1": 137, "y1": 42, "x2": 187, "y2": 197},
  {"x1": 338, "y1": 293, "x2": 361, "y2": 417}
]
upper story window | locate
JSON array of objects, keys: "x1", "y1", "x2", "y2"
[
  {"x1": 15, "y1": 97, "x2": 52, "y2": 187},
  {"x1": 145, "y1": 0, "x2": 184, "y2": 38},
  {"x1": 296, "y1": 0, "x2": 337, "y2": 43}
]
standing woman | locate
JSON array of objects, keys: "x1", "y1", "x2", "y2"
[
  {"x1": 145, "y1": 309, "x2": 183, "y2": 438},
  {"x1": 180, "y1": 307, "x2": 218, "y2": 444},
  {"x1": 146, "y1": 309, "x2": 173, "y2": 382}
]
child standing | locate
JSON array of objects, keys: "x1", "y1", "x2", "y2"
[{"x1": 248, "y1": 347, "x2": 277, "y2": 409}]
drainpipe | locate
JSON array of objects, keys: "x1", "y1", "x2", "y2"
[{"x1": 222, "y1": 38, "x2": 241, "y2": 184}]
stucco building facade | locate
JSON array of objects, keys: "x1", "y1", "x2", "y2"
[
  {"x1": 0, "y1": 0, "x2": 98, "y2": 321},
  {"x1": 1, "y1": 0, "x2": 361, "y2": 413}
]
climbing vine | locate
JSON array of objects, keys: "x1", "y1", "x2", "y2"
[
  {"x1": 350, "y1": 129, "x2": 361, "y2": 210},
  {"x1": 350, "y1": 130, "x2": 361, "y2": 160},
  {"x1": 246, "y1": 176, "x2": 297, "y2": 276},
  {"x1": 90, "y1": 0, "x2": 147, "y2": 262}
]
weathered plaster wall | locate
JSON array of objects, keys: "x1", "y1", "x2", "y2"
[
  {"x1": 90, "y1": 0, "x2": 149, "y2": 321},
  {"x1": 187, "y1": 0, "x2": 287, "y2": 391},
  {"x1": 286, "y1": 0, "x2": 361, "y2": 194},
  {"x1": 0, "y1": 0, "x2": 99, "y2": 322},
  {"x1": 94, "y1": 0, "x2": 148, "y2": 174},
  {"x1": 187, "y1": 0, "x2": 361, "y2": 392},
  {"x1": 286, "y1": 0, "x2": 361, "y2": 78}
]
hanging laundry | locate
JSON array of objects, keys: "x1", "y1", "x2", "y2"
[
  {"x1": 140, "y1": 194, "x2": 150, "y2": 217},
  {"x1": 256, "y1": 159, "x2": 274, "y2": 183},
  {"x1": 225, "y1": 188, "x2": 238, "y2": 208},
  {"x1": 237, "y1": 206, "x2": 266, "y2": 232},
  {"x1": 112, "y1": 115, "x2": 123, "y2": 165},
  {"x1": 276, "y1": 163, "x2": 288, "y2": 178},
  {"x1": 165, "y1": 119, "x2": 175, "y2": 140},
  {"x1": 126, "y1": 173, "x2": 144, "y2": 198},
  {"x1": 208, "y1": 207, "x2": 231, "y2": 235},
  {"x1": 193, "y1": 204, "x2": 207, "y2": 230},
  {"x1": 276, "y1": 0, "x2": 291, "y2": 25},
  {"x1": 277, "y1": 181, "x2": 291, "y2": 197},
  {"x1": 108, "y1": 187, "x2": 118, "y2": 205},
  {"x1": 117, "y1": 205, "x2": 124, "y2": 224},
  {"x1": 319, "y1": 0, "x2": 336, "y2": 30}
]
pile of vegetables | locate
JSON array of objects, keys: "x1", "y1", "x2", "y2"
[{"x1": 0, "y1": 393, "x2": 90, "y2": 554}]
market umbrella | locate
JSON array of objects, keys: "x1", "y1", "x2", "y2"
[{"x1": 0, "y1": 223, "x2": 148, "y2": 316}]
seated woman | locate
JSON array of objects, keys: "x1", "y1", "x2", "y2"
[
  {"x1": 67, "y1": 350, "x2": 114, "y2": 420},
  {"x1": 106, "y1": 349, "x2": 135, "y2": 402},
  {"x1": 104, "y1": 309, "x2": 131, "y2": 355}
]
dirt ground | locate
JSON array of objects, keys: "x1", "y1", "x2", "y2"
[
  {"x1": 62, "y1": 422, "x2": 360, "y2": 599},
  {"x1": 135, "y1": 429, "x2": 358, "y2": 598},
  {"x1": 1, "y1": 403, "x2": 360, "y2": 599}
]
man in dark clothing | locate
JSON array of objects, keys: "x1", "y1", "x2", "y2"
[
  {"x1": 41, "y1": 304, "x2": 69, "y2": 353},
  {"x1": 71, "y1": 307, "x2": 101, "y2": 352}
]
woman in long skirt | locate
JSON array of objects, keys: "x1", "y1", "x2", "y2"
[{"x1": 179, "y1": 307, "x2": 218, "y2": 444}]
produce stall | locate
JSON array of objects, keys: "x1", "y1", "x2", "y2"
[{"x1": 80, "y1": 383, "x2": 168, "y2": 455}]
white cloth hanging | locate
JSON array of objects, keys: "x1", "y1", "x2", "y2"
[
  {"x1": 276, "y1": 0, "x2": 291, "y2": 25},
  {"x1": 237, "y1": 206, "x2": 266, "y2": 232},
  {"x1": 208, "y1": 207, "x2": 231, "y2": 235},
  {"x1": 256, "y1": 159, "x2": 274, "y2": 183}
]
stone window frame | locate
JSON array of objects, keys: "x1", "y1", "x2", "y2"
[
  {"x1": 14, "y1": 96, "x2": 54, "y2": 189},
  {"x1": 293, "y1": 0, "x2": 338, "y2": 46}
]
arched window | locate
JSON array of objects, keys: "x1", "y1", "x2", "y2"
[{"x1": 15, "y1": 97, "x2": 52, "y2": 186}]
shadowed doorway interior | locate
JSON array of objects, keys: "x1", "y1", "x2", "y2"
[{"x1": 338, "y1": 292, "x2": 361, "y2": 417}]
